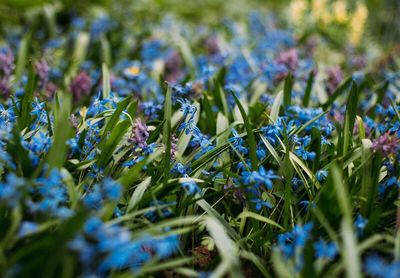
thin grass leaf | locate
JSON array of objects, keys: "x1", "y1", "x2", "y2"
[
  {"x1": 127, "y1": 177, "x2": 152, "y2": 212},
  {"x1": 162, "y1": 86, "x2": 172, "y2": 183},
  {"x1": 302, "y1": 70, "x2": 314, "y2": 107},
  {"x1": 339, "y1": 81, "x2": 359, "y2": 157},
  {"x1": 322, "y1": 75, "x2": 352, "y2": 110},
  {"x1": 18, "y1": 65, "x2": 37, "y2": 130},
  {"x1": 231, "y1": 91, "x2": 257, "y2": 170},
  {"x1": 205, "y1": 216, "x2": 243, "y2": 278},
  {"x1": 47, "y1": 92, "x2": 72, "y2": 169},
  {"x1": 283, "y1": 72, "x2": 293, "y2": 107},
  {"x1": 237, "y1": 211, "x2": 284, "y2": 230},
  {"x1": 102, "y1": 63, "x2": 111, "y2": 100},
  {"x1": 270, "y1": 90, "x2": 283, "y2": 123},
  {"x1": 15, "y1": 34, "x2": 29, "y2": 81}
]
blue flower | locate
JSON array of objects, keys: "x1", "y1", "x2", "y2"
[
  {"x1": 0, "y1": 173, "x2": 25, "y2": 207},
  {"x1": 295, "y1": 147, "x2": 316, "y2": 161},
  {"x1": 364, "y1": 255, "x2": 400, "y2": 278},
  {"x1": 144, "y1": 200, "x2": 174, "y2": 221},
  {"x1": 276, "y1": 222, "x2": 313, "y2": 271},
  {"x1": 69, "y1": 217, "x2": 179, "y2": 274},
  {"x1": 83, "y1": 177, "x2": 122, "y2": 209},
  {"x1": 179, "y1": 119, "x2": 200, "y2": 135},
  {"x1": 316, "y1": 170, "x2": 328, "y2": 182},
  {"x1": 354, "y1": 214, "x2": 368, "y2": 237},
  {"x1": 30, "y1": 97, "x2": 45, "y2": 117},
  {"x1": 171, "y1": 162, "x2": 191, "y2": 176},
  {"x1": 229, "y1": 129, "x2": 248, "y2": 155},
  {"x1": 181, "y1": 179, "x2": 200, "y2": 195},
  {"x1": 251, "y1": 198, "x2": 272, "y2": 210},
  {"x1": 241, "y1": 166, "x2": 279, "y2": 189},
  {"x1": 0, "y1": 104, "x2": 15, "y2": 124},
  {"x1": 18, "y1": 221, "x2": 39, "y2": 237},
  {"x1": 177, "y1": 98, "x2": 197, "y2": 118},
  {"x1": 314, "y1": 239, "x2": 337, "y2": 260},
  {"x1": 27, "y1": 169, "x2": 73, "y2": 219},
  {"x1": 260, "y1": 121, "x2": 283, "y2": 146}
]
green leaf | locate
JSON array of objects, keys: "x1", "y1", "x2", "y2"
[
  {"x1": 100, "y1": 35, "x2": 112, "y2": 66},
  {"x1": 237, "y1": 211, "x2": 284, "y2": 230},
  {"x1": 204, "y1": 216, "x2": 243, "y2": 278},
  {"x1": 66, "y1": 32, "x2": 89, "y2": 83},
  {"x1": 47, "y1": 93, "x2": 72, "y2": 170},
  {"x1": 302, "y1": 70, "x2": 314, "y2": 107},
  {"x1": 96, "y1": 98, "x2": 134, "y2": 167},
  {"x1": 216, "y1": 112, "x2": 230, "y2": 164},
  {"x1": 231, "y1": 91, "x2": 257, "y2": 170},
  {"x1": 260, "y1": 135, "x2": 282, "y2": 166},
  {"x1": 329, "y1": 164, "x2": 351, "y2": 219},
  {"x1": 162, "y1": 86, "x2": 172, "y2": 183},
  {"x1": 201, "y1": 95, "x2": 216, "y2": 132},
  {"x1": 127, "y1": 177, "x2": 152, "y2": 212},
  {"x1": 196, "y1": 199, "x2": 240, "y2": 242},
  {"x1": 97, "y1": 120, "x2": 129, "y2": 167},
  {"x1": 139, "y1": 257, "x2": 193, "y2": 275},
  {"x1": 6, "y1": 127, "x2": 33, "y2": 175},
  {"x1": 15, "y1": 34, "x2": 29, "y2": 81},
  {"x1": 360, "y1": 143, "x2": 381, "y2": 217},
  {"x1": 339, "y1": 81, "x2": 359, "y2": 157},
  {"x1": 270, "y1": 90, "x2": 283, "y2": 123},
  {"x1": 102, "y1": 63, "x2": 111, "y2": 100},
  {"x1": 283, "y1": 72, "x2": 293, "y2": 107},
  {"x1": 341, "y1": 218, "x2": 361, "y2": 278},
  {"x1": 18, "y1": 65, "x2": 37, "y2": 130},
  {"x1": 118, "y1": 158, "x2": 147, "y2": 190},
  {"x1": 322, "y1": 76, "x2": 352, "y2": 110}
]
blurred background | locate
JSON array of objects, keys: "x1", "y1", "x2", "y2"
[
  {"x1": 0, "y1": 0, "x2": 399, "y2": 75},
  {"x1": 0, "y1": 0, "x2": 399, "y2": 48}
]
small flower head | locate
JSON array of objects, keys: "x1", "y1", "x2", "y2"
[
  {"x1": 371, "y1": 132, "x2": 399, "y2": 157},
  {"x1": 70, "y1": 71, "x2": 92, "y2": 102},
  {"x1": 130, "y1": 119, "x2": 149, "y2": 149},
  {"x1": 276, "y1": 48, "x2": 299, "y2": 72},
  {"x1": 326, "y1": 65, "x2": 343, "y2": 94}
]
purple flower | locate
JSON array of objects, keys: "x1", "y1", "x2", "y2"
[
  {"x1": 164, "y1": 51, "x2": 182, "y2": 82},
  {"x1": 0, "y1": 48, "x2": 14, "y2": 98},
  {"x1": 0, "y1": 48, "x2": 14, "y2": 77},
  {"x1": 170, "y1": 135, "x2": 178, "y2": 161},
  {"x1": 276, "y1": 48, "x2": 298, "y2": 72},
  {"x1": 204, "y1": 36, "x2": 220, "y2": 56},
  {"x1": 34, "y1": 58, "x2": 50, "y2": 89},
  {"x1": 70, "y1": 71, "x2": 92, "y2": 102},
  {"x1": 326, "y1": 66, "x2": 343, "y2": 94},
  {"x1": 130, "y1": 119, "x2": 149, "y2": 149},
  {"x1": 371, "y1": 132, "x2": 399, "y2": 157}
]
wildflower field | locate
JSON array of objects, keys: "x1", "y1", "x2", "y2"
[{"x1": 0, "y1": 0, "x2": 400, "y2": 277}]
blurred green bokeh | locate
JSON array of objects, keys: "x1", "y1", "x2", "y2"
[{"x1": 0, "y1": 0, "x2": 399, "y2": 45}]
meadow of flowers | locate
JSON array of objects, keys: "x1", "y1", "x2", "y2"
[{"x1": 0, "y1": 0, "x2": 400, "y2": 277}]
